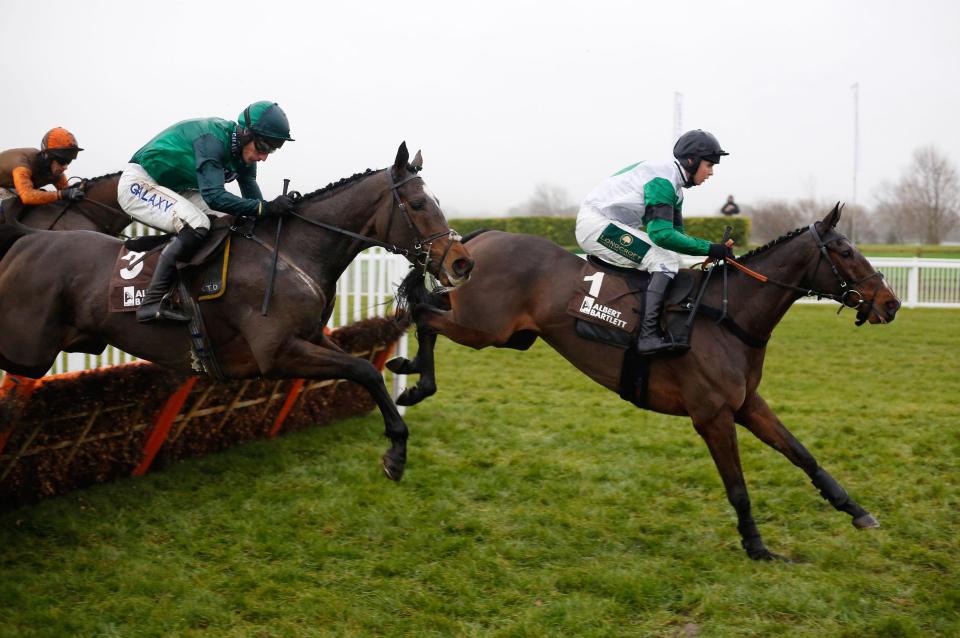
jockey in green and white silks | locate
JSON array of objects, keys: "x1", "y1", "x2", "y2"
[
  {"x1": 575, "y1": 129, "x2": 733, "y2": 355},
  {"x1": 117, "y1": 101, "x2": 296, "y2": 324}
]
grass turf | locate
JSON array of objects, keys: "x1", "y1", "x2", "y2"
[{"x1": 1, "y1": 306, "x2": 957, "y2": 637}]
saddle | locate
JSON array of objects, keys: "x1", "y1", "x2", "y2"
[
  {"x1": 567, "y1": 256, "x2": 769, "y2": 409},
  {"x1": 567, "y1": 256, "x2": 701, "y2": 350},
  {"x1": 110, "y1": 217, "x2": 234, "y2": 312},
  {"x1": 109, "y1": 217, "x2": 239, "y2": 379}
]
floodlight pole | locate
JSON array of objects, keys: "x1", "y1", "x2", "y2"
[
  {"x1": 851, "y1": 82, "x2": 860, "y2": 242},
  {"x1": 673, "y1": 92, "x2": 684, "y2": 140}
]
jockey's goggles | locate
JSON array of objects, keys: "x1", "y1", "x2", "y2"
[
  {"x1": 254, "y1": 136, "x2": 284, "y2": 155},
  {"x1": 48, "y1": 152, "x2": 75, "y2": 166}
]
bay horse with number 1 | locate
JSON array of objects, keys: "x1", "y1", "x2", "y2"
[{"x1": 391, "y1": 205, "x2": 901, "y2": 560}]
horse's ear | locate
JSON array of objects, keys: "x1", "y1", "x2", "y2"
[
  {"x1": 823, "y1": 202, "x2": 842, "y2": 229},
  {"x1": 412, "y1": 149, "x2": 423, "y2": 171},
  {"x1": 393, "y1": 142, "x2": 409, "y2": 173}
]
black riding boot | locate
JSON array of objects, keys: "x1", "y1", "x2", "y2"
[
  {"x1": 634, "y1": 271, "x2": 675, "y2": 355},
  {"x1": 136, "y1": 226, "x2": 207, "y2": 324}
]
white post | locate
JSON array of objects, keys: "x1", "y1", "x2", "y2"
[
  {"x1": 907, "y1": 258, "x2": 920, "y2": 308},
  {"x1": 352, "y1": 255, "x2": 362, "y2": 323}
]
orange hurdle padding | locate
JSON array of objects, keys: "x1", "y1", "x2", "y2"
[
  {"x1": 269, "y1": 379, "x2": 306, "y2": 438},
  {"x1": 371, "y1": 343, "x2": 396, "y2": 372},
  {"x1": 0, "y1": 373, "x2": 38, "y2": 401},
  {"x1": 0, "y1": 375, "x2": 40, "y2": 456},
  {"x1": 132, "y1": 376, "x2": 199, "y2": 477}
]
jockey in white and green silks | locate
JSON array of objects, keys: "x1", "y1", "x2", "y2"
[{"x1": 576, "y1": 129, "x2": 732, "y2": 355}]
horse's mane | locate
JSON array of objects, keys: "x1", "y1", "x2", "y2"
[
  {"x1": 76, "y1": 168, "x2": 385, "y2": 201},
  {"x1": 737, "y1": 225, "x2": 810, "y2": 262},
  {"x1": 78, "y1": 171, "x2": 122, "y2": 184},
  {"x1": 299, "y1": 169, "x2": 382, "y2": 202}
]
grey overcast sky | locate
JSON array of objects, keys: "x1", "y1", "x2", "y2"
[{"x1": 2, "y1": 0, "x2": 958, "y2": 217}]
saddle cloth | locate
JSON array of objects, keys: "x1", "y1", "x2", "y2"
[
  {"x1": 565, "y1": 257, "x2": 646, "y2": 339},
  {"x1": 108, "y1": 221, "x2": 232, "y2": 313},
  {"x1": 566, "y1": 256, "x2": 702, "y2": 350}
]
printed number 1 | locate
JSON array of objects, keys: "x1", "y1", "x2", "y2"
[{"x1": 584, "y1": 272, "x2": 604, "y2": 297}]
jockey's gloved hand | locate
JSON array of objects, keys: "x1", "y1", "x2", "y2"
[
  {"x1": 61, "y1": 187, "x2": 85, "y2": 202},
  {"x1": 264, "y1": 195, "x2": 295, "y2": 217},
  {"x1": 708, "y1": 242, "x2": 734, "y2": 260}
]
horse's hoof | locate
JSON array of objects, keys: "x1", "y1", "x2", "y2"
[
  {"x1": 396, "y1": 386, "x2": 431, "y2": 406},
  {"x1": 852, "y1": 513, "x2": 880, "y2": 529},
  {"x1": 386, "y1": 357, "x2": 415, "y2": 375},
  {"x1": 748, "y1": 548, "x2": 793, "y2": 563},
  {"x1": 395, "y1": 388, "x2": 418, "y2": 406},
  {"x1": 381, "y1": 452, "x2": 406, "y2": 482}
]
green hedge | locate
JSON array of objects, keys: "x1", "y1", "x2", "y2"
[{"x1": 451, "y1": 215, "x2": 751, "y2": 249}]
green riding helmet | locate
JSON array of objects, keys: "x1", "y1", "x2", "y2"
[{"x1": 238, "y1": 101, "x2": 295, "y2": 144}]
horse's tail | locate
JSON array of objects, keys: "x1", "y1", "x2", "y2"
[{"x1": 0, "y1": 205, "x2": 32, "y2": 260}]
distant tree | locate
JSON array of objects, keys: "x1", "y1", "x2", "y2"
[
  {"x1": 746, "y1": 199, "x2": 819, "y2": 243},
  {"x1": 837, "y1": 202, "x2": 878, "y2": 243},
  {"x1": 508, "y1": 183, "x2": 578, "y2": 217},
  {"x1": 747, "y1": 199, "x2": 877, "y2": 244},
  {"x1": 875, "y1": 146, "x2": 960, "y2": 244}
]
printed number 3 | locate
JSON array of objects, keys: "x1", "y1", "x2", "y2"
[{"x1": 584, "y1": 272, "x2": 604, "y2": 297}]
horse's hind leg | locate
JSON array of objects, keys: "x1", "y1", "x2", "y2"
[
  {"x1": 735, "y1": 392, "x2": 878, "y2": 529},
  {"x1": 692, "y1": 410, "x2": 786, "y2": 561}
]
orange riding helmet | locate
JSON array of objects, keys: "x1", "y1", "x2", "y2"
[{"x1": 41, "y1": 127, "x2": 84, "y2": 162}]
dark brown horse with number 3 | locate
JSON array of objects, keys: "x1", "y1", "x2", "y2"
[
  {"x1": 0, "y1": 142, "x2": 474, "y2": 481},
  {"x1": 390, "y1": 205, "x2": 901, "y2": 560}
]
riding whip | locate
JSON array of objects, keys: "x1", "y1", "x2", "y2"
[{"x1": 261, "y1": 178, "x2": 289, "y2": 316}]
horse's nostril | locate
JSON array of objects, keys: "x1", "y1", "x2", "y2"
[{"x1": 453, "y1": 258, "x2": 474, "y2": 277}]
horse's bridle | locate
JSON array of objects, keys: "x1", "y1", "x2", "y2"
[
  {"x1": 722, "y1": 224, "x2": 887, "y2": 325},
  {"x1": 281, "y1": 168, "x2": 460, "y2": 281},
  {"x1": 806, "y1": 223, "x2": 886, "y2": 323},
  {"x1": 386, "y1": 168, "x2": 461, "y2": 276}
]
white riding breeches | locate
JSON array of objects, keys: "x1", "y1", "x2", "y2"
[
  {"x1": 117, "y1": 163, "x2": 212, "y2": 233},
  {"x1": 575, "y1": 205, "x2": 682, "y2": 276}
]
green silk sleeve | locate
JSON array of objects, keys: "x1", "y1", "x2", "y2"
[{"x1": 646, "y1": 218, "x2": 712, "y2": 256}]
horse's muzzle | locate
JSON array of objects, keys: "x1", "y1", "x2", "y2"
[
  {"x1": 450, "y1": 256, "x2": 474, "y2": 281},
  {"x1": 438, "y1": 241, "x2": 474, "y2": 287},
  {"x1": 857, "y1": 297, "x2": 900, "y2": 325}
]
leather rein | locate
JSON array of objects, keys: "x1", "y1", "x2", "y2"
[
  {"x1": 709, "y1": 223, "x2": 886, "y2": 327},
  {"x1": 284, "y1": 168, "x2": 460, "y2": 275}
]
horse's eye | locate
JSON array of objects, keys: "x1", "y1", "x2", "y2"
[
  {"x1": 410, "y1": 199, "x2": 426, "y2": 211},
  {"x1": 841, "y1": 250, "x2": 852, "y2": 258}
]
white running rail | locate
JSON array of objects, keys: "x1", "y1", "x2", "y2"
[{"x1": 676, "y1": 256, "x2": 960, "y2": 308}]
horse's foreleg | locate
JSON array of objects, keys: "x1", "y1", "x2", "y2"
[
  {"x1": 264, "y1": 337, "x2": 409, "y2": 481},
  {"x1": 388, "y1": 304, "x2": 501, "y2": 407},
  {"x1": 693, "y1": 410, "x2": 785, "y2": 560},
  {"x1": 387, "y1": 308, "x2": 439, "y2": 406},
  {"x1": 735, "y1": 392, "x2": 877, "y2": 529}
]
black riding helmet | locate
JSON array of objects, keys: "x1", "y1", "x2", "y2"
[{"x1": 673, "y1": 129, "x2": 728, "y2": 185}]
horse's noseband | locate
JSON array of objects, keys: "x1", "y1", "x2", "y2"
[
  {"x1": 808, "y1": 223, "x2": 886, "y2": 323},
  {"x1": 388, "y1": 169, "x2": 461, "y2": 277}
]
